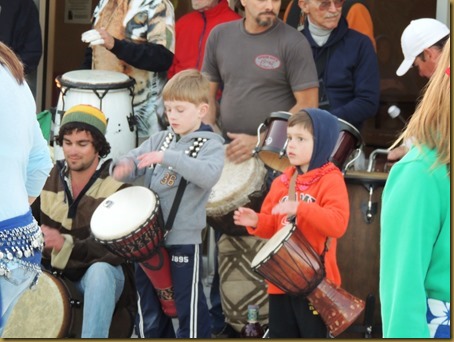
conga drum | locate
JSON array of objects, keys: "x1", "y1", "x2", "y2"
[
  {"x1": 254, "y1": 111, "x2": 292, "y2": 172},
  {"x1": 336, "y1": 170, "x2": 388, "y2": 337},
  {"x1": 218, "y1": 234, "x2": 269, "y2": 333},
  {"x1": 251, "y1": 224, "x2": 365, "y2": 337},
  {"x1": 206, "y1": 150, "x2": 267, "y2": 236},
  {"x1": 90, "y1": 186, "x2": 177, "y2": 318},
  {"x1": 330, "y1": 119, "x2": 363, "y2": 172},
  {"x1": 54, "y1": 70, "x2": 136, "y2": 160}
]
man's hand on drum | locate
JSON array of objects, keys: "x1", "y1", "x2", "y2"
[
  {"x1": 112, "y1": 159, "x2": 135, "y2": 181},
  {"x1": 233, "y1": 207, "x2": 258, "y2": 228},
  {"x1": 41, "y1": 225, "x2": 65, "y2": 252},
  {"x1": 226, "y1": 132, "x2": 256, "y2": 163},
  {"x1": 137, "y1": 151, "x2": 164, "y2": 169},
  {"x1": 271, "y1": 200, "x2": 299, "y2": 217},
  {"x1": 81, "y1": 27, "x2": 115, "y2": 50}
]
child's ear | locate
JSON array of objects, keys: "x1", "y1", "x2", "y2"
[{"x1": 198, "y1": 103, "x2": 209, "y2": 119}]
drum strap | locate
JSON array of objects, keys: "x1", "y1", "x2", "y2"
[
  {"x1": 162, "y1": 135, "x2": 208, "y2": 231},
  {"x1": 164, "y1": 178, "x2": 187, "y2": 232},
  {"x1": 288, "y1": 169, "x2": 331, "y2": 264}
]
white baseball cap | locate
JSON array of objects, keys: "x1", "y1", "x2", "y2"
[{"x1": 396, "y1": 18, "x2": 450, "y2": 76}]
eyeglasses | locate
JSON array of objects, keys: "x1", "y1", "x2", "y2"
[{"x1": 315, "y1": 0, "x2": 345, "y2": 11}]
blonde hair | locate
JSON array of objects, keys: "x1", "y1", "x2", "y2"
[
  {"x1": 393, "y1": 38, "x2": 450, "y2": 173},
  {"x1": 0, "y1": 41, "x2": 25, "y2": 84},
  {"x1": 162, "y1": 69, "x2": 210, "y2": 105}
]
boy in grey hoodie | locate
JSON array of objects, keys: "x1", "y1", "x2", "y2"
[{"x1": 111, "y1": 69, "x2": 224, "y2": 338}]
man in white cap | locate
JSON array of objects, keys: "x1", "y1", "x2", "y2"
[
  {"x1": 396, "y1": 18, "x2": 449, "y2": 79},
  {"x1": 388, "y1": 18, "x2": 449, "y2": 162}
]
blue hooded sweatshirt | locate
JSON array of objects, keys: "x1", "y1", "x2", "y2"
[
  {"x1": 302, "y1": 17, "x2": 379, "y2": 130},
  {"x1": 304, "y1": 108, "x2": 340, "y2": 172}
]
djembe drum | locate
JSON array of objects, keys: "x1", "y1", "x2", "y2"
[
  {"x1": 251, "y1": 224, "x2": 365, "y2": 337},
  {"x1": 90, "y1": 186, "x2": 176, "y2": 317},
  {"x1": 206, "y1": 149, "x2": 267, "y2": 236}
]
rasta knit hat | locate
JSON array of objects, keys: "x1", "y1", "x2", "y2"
[{"x1": 60, "y1": 104, "x2": 107, "y2": 135}]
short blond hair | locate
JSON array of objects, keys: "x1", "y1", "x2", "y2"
[{"x1": 162, "y1": 69, "x2": 210, "y2": 105}]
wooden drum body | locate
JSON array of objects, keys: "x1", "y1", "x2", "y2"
[
  {"x1": 3, "y1": 271, "x2": 133, "y2": 338},
  {"x1": 336, "y1": 170, "x2": 388, "y2": 337}
]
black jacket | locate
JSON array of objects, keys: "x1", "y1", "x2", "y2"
[{"x1": 0, "y1": 0, "x2": 42, "y2": 74}]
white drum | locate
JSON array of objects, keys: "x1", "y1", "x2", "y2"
[
  {"x1": 54, "y1": 70, "x2": 137, "y2": 161},
  {"x1": 206, "y1": 149, "x2": 267, "y2": 236}
]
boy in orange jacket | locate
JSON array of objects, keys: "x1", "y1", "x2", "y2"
[{"x1": 234, "y1": 108, "x2": 350, "y2": 338}]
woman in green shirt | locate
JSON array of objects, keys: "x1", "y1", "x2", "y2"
[{"x1": 380, "y1": 38, "x2": 450, "y2": 338}]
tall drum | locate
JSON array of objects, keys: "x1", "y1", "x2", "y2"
[
  {"x1": 218, "y1": 234, "x2": 269, "y2": 333},
  {"x1": 336, "y1": 170, "x2": 388, "y2": 337},
  {"x1": 54, "y1": 70, "x2": 137, "y2": 161}
]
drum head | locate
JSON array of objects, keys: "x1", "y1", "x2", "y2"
[
  {"x1": 58, "y1": 70, "x2": 134, "y2": 90},
  {"x1": 206, "y1": 150, "x2": 266, "y2": 217},
  {"x1": 251, "y1": 224, "x2": 294, "y2": 268},
  {"x1": 91, "y1": 186, "x2": 157, "y2": 241},
  {"x1": 3, "y1": 272, "x2": 73, "y2": 338}
]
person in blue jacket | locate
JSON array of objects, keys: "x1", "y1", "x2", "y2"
[{"x1": 299, "y1": 0, "x2": 379, "y2": 130}]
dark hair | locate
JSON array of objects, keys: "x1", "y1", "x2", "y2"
[
  {"x1": 56, "y1": 122, "x2": 111, "y2": 158},
  {"x1": 287, "y1": 110, "x2": 314, "y2": 136}
]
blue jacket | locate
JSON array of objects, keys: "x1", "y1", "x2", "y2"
[{"x1": 302, "y1": 17, "x2": 379, "y2": 129}]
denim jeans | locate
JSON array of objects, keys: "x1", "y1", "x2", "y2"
[
  {"x1": 0, "y1": 262, "x2": 40, "y2": 337},
  {"x1": 73, "y1": 262, "x2": 124, "y2": 338}
]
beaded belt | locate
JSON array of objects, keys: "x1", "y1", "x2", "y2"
[{"x1": 0, "y1": 220, "x2": 44, "y2": 278}]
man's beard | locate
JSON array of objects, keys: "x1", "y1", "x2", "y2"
[{"x1": 256, "y1": 12, "x2": 276, "y2": 27}]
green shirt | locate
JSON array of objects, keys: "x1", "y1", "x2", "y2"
[{"x1": 380, "y1": 146, "x2": 450, "y2": 337}]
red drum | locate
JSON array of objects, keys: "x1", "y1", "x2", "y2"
[
  {"x1": 206, "y1": 150, "x2": 267, "y2": 236},
  {"x1": 91, "y1": 186, "x2": 176, "y2": 317},
  {"x1": 251, "y1": 224, "x2": 365, "y2": 337},
  {"x1": 254, "y1": 111, "x2": 291, "y2": 172},
  {"x1": 330, "y1": 119, "x2": 363, "y2": 172}
]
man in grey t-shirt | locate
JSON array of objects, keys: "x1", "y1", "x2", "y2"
[
  {"x1": 201, "y1": 0, "x2": 318, "y2": 336},
  {"x1": 202, "y1": 0, "x2": 318, "y2": 164}
]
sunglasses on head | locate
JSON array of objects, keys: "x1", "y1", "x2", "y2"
[{"x1": 315, "y1": 0, "x2": 345, "y2": 11}]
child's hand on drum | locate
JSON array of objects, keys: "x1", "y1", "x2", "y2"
[
  {"x1": 233, "y1": 207, "x2": 258, "y2": 228},
  {"x1": 272, "y1": 200, "x2": 299, "y2": 216},
  {"x1": 112, "y1": 159, "x2": 135, "y2": 180},
  {"x1": 137, "y1": 151, "x2": 164, "y2": 169}
]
